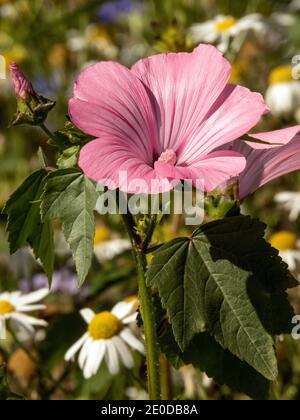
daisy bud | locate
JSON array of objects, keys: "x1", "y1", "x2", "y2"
[{"x1": 9, "y1": 62, "x2": 56, "y2": 126}]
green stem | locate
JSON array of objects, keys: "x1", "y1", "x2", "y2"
[
  {"x1": 160, "y1": 353, "x2": 173, "y2": 400},
  {"x1": 142, "y1": 215, "x2": 157, "y2": 252},
  {"x1": 40, "y1": 123, "x2": 57, "y2": 143},
  {"x1": 134, "y1": 246, "x2": 161, "y2": 400},
  {"x1": 120, "y1": 210, "x2": 161, "y2": 400}
]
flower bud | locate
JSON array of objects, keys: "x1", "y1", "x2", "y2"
[
  {"x1": 10, "y1": 62, "x2": 35, "y2": 100},
  {"x1": 9, "y1": 62, "x2": 56, "y2": 126}
]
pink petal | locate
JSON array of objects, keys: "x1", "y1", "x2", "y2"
[
  {"x1": 155, "y1": 151, "x2": 246, "y2": 192},
  {"x1": 69, "y1": 62, "x2": 159, "y2": 163},
  {"x1": 232, "y1": 136, "x2": 300, "y2": 198},
  {"x1": 131, "y1": 44, "x2": 232, "y2": 154},
  {"x1": 79, "y1": 137, "x2": 176, "y2": 194},
  {"x1": 10, "y1": 62, "x2": 36, "y2": 99},
  {"x1": 177, "y1": 84, "x2": 268, "y2": 165},
  {"x1": 246, "y1": 125, "x2": 300, "y2": 149}
]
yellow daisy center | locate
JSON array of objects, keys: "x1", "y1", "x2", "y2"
[
  {"x1": 0, "y1": 300, "x2": 15, "y2": 315},
  {"x1": 88, "y1": 311, "x2": 122, "y2": 340},
  {"x1": 269, "y1": 65, "x2": 294, "y2": 85},
  {"x1": 215, "y1": 17, "x2": 237, "y2": 33},
  {"x1": 270, "y1": 231, "x2": 298, "y2": 251},
  {"x1": 94, "y1": 226, "x2": 110, "y2": 245}
]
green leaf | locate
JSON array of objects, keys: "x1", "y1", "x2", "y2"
[
  {"x1": 160, "y1": 324, "x2": 270, "y2": 400},
  {"x1": 147, "y1": 215, "x2": 296, "y2": 380},
  {"x1": 37, "y1": 147, "x2": 48, "y2": 168},
  {"x1": 49, "y1": 121, "x2": 93, "y2": 150},
  {"x1": 57, "y1": 146, "x2": 80, "y2": 169},
  {"x1": 3, "y1": 170, "x2": 54, "y2": 281},
  {"x1": 41, "y1": 169, "x2": 97, "y2": 286},
  {"x1": 30, "y1": 220, "x2": 54, "y2": 283}
]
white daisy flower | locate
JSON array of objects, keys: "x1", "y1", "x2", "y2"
[
  {"x1": 266, "y1": 65, "x2": 300, "y2": 119},
  {"x1": 275, "y1": 191, "x2": 300, "y2": 221},
  {"x1": 93, "y1": 226, "x2": 131, "y2": 263},
  {"x1": 270, "y1": 231, "x2": 300, "y2": 272},
  {"x1": 65, "y1": 297, "x2": 144, "y2": 379},
  {"x1": 0, "y1": 288, "x2": 49, "y2": 339},
  {"x1": 189, "y1": 14, "x2": 266, "y2": 53},
  {"x1": 94, "y1": 239, "x2": 131, "y2": 263}
]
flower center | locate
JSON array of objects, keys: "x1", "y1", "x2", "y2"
[
  {"x1": 158, "y1": 149, "x2": 177, "y2": 166},
  {"x1": 215, "y1": 17, "x2": 237, "y2": 32},
  {"x1": 94, "y1": 226, "x2": 110, "y2": 245},
  {"x1": 88, "y1": 311, "x2": 122, "y2": 340},
  {"x1": 0, "y1": 300, "x2": 15, "y2": 315},
  {"x1": 269, "y1": 65, "x2": 294, "y2": 85},
  {"x1": 270, "y1": 231, "x2": 298, "y2": 251}
]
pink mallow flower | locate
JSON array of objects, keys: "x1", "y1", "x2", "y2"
[
  {"x1": 69, "y1": 44, "x2": 299, "y2": 194},
  {"x1": 229, "y1": 126, "x2": 300, "y2": 199},
  {"x1": 10, "y1": 62, "x2": 36, "y2": 100}
]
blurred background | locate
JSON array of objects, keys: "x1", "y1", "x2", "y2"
[{"x1": 1, "y1": 0, "x2": 300, "y2": 400}]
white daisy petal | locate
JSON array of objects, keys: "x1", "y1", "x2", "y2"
[
  {"x1": 83, "y1": 352, "x2": 94, "y2": 379},
  {"x1": 0, "y1": 292, "x2": 9, "y2": 301},
  {"x1": 79, "y1": 337, "x2": 93, "y2": 369},
  {"x1": 290, "y1": 206, "x2": 300, "y2": 222},
  {"x1": 83, "y1": 341, "x2": 102, "y2": 379},
  {"x1": 275, "y1": 192, "x2": 297, "y2": 202},
  {"x1": 0, "y1": 318, "x2": 6, "y2": 339},
  {"x1": 281, "y1": 251, "x2": 296, "y2": 271},
  {"x1": 65, "y1": 333, "x2": 89, "y2": 361},
  {"x1": 105, "y1": 340, "x2": 120, "y2": 375},
  {"x1": 9, "y1": 315, "x2": 35, "y2": 335},
  {"x1": 120, "y1": 328, "x2": 145, "y2": 355},
  {"x1": 15, "y1": 304, "x2": 46, "y2": 312},
  {"x1": 111, "y1": 302, "x2": 132, "y2": 320},
  {"x1": 113, "y1": 336, "x2": 134, "y2": 369},
  {"x1": 10, "y1": 312, "x2": 48, "y2": 327},
  {"x1": 80, "y1": 308, "x2": 95, "y2": 324},
  {"x1": 94, "y1": 239, "x2": 131, "y2": 263},
  {"x1": 91, "y1": 340, "x2": 106, "y2": 375},
  {"x1": 17, "y1": 288, "x2": 49, "y2": 306},
  {"x1": 122, "y1": 313, "x2": 138, "y2": 324},
  {"x1": 7, "y1": 292, "x2": 22, "y2": 304}
]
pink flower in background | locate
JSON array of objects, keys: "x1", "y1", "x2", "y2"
[
  {"x1": 69, "y1": 44, "x2": 272, "y2": 194},
  {"x1": 10, "y1": 62, "x2": 36, "y2": 100},
  {"x1": 230, "y1": 126, "x2": 300, "y2": 198}
]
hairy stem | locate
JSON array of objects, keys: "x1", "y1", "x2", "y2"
[
  {"x1": 134, "y1": 246, "x2": 161, "y2": 400},
  {"x1": 121, "y1": 212, "x2": 161, "y2": 400},
  {"x1": 160, "y1": 353, "x2": 173, "y2": 400}
]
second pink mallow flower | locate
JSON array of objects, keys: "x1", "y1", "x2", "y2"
[
  {"x1": 69, "y1": 44, "x2": 278, "y2": 194},
  {"x1": 230, "y1": 126, "x2": 300, "y2": 198}
]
